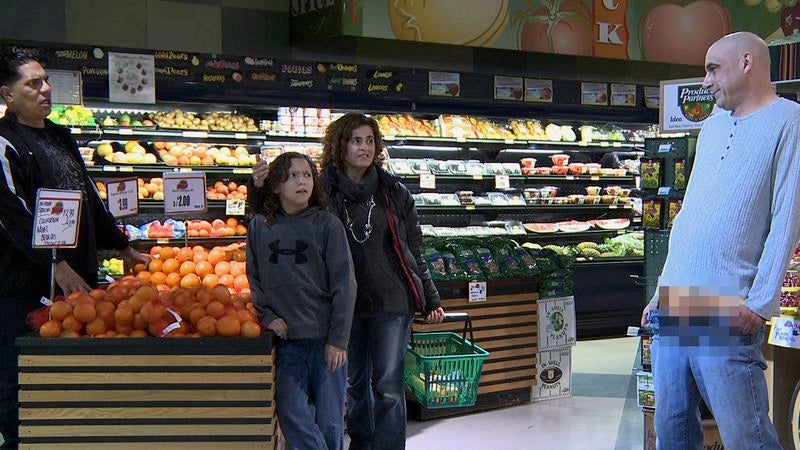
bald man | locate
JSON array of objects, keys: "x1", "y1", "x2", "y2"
[{"x1": 640, "y1": 32, "x2": 800, "y2": 449}]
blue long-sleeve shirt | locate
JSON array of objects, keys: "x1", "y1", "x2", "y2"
[{"x1": 653, "y1": 98, "x2": 800, "y2": 319}]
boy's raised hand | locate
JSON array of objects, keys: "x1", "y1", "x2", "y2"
[
  {"x1": 325, "y1": 345, "x2": 346, "y2": 371},
  {"x1": 252, "y1": 159, "x2": 269, "y2": 188},
  {"x1": 267, "y1": 318, "x2": 288, "y2": 339}
]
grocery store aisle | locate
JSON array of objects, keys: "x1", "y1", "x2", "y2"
[{"x1": 406, "y1": 337, "x2": 642, "y2": 450}]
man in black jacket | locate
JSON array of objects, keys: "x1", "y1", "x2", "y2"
[{"x1": 0, "y1": 54, "x2": 148, "y2": 448}]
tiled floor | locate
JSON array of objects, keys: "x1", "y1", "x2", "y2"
[{"x1": 406, "y1": 337, "x2": 643, "y2": 450}]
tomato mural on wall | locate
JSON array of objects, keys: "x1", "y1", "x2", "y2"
[
  {"x1": 334, "y1": 1, "x2": 792, "y2": 65},
  {"x1": 638, "y1": 1, "x2": 732, "y2": 66},
  {"x1": 512, "y1": 0, "x2": 593, "y2": 56}
]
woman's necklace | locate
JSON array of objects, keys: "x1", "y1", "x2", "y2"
[{"x1": 343, "y1": 196, "x2": 375, "y2": 244}]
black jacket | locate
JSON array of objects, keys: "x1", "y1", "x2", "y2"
[
  {"x1": 248, "y1": 164, "x2": 441, "y2": 314},
  {"x1": 0, "y1": 114, "x2": 129, "y2": 297}
]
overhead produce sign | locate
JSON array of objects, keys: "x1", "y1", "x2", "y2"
[
  {"x1": 525, "y1": 79, "x2": 553, "y2": 103},
  {"x1": 659, "y1": 77, "x2": 718, "y2": 134},
  {"x1": 308, "y1": 0, "x2": 785, "y2": 66},
  {"x1": 611, "y1": 83, "x2": 636, "y2": 107},
  {"x1": 362, "y1": 68, "x2": 407, "y2": 95},
  {"x1": 494, "y1": 76, "x2": 523, "y2": 101},
  {"x1": 1, "y1": 40, "x2": 660, "y2": 115},
  {"x1": 108, "y1": 52, "x2": 155, "y2": 104},
  {"x1": 429, "y1": 71, "x2": 460, "y2": 97},
  {"x1": 581, "y1": 82, "x2": 608, "y2": 106},
  {"x1": 644, "y1": 86, "x2": 660, "y2": 109},
  {"x1": 47, "y1": 70, "x2": 83, "y2": 106}
]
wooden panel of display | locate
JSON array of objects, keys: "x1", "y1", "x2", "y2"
[
  {"x1": 410, "y1": 278, "x2": 540, "y2": 417},
  {"x1": 16, "y1": 337, "x2": 276, "y2": 450}
]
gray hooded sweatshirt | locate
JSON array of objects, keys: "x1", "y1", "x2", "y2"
[{"x1": 246, "y1": 207, "x2": 356, "y2": 349}]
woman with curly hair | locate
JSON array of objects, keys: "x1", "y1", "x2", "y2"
[{"x1": 249, "y1": 113, "x2": 444, "y2": 450}]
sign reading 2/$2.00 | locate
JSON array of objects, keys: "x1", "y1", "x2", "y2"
[{"x1": 317, "y1": 0, "x2": 790, "y2": 66}]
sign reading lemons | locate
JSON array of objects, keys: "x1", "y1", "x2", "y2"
[{"x1": 659, "y1": 77, "x2": 717, "y2": 134}]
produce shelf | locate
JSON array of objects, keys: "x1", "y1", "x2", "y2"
[
  {"x1": 385, "y1": 135, "x2": 643, "y2": 149},
  {"x1": 416, "y1": 204, "x2": 633, "y2": 214},
  {"x1": 135, "y1": 200, "x2": 231, "y2": 212},
  {"x1": 88, "y1": 165, "x2": 254, "y2": 176},
  {"x1": 573, "y1": 256, "x2": 643, "y2": 266},
  {"x1": 397, "y1": 174, "x2": 636, "y2": 184},
  {"x1": 130, "y1": 236, "x2": 246, "y2": 248},
  {"x1": 522, "y1": 229, "x2": 633, "y2": 240}
]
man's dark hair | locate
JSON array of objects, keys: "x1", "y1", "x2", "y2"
[{"x1": 0, "y1": 53, "x2": 39, "y2": 87}]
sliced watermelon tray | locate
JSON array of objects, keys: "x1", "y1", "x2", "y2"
[{"x1": 524, "y1": 218, "x2": 630, "y2": 234}]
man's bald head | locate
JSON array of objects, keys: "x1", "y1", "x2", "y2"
[
  {"x1": 708, "y1": 32, "x2": 771, "y2": 76},
  {"x1": 702, "y1": 32, "x2": 776, "y2": 114}
]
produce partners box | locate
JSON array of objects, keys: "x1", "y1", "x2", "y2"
[
  {"x1": 636, "y1": 371, "x2": 655, "y2": 409},
  {"x1": 532, "y1": 348, "x2": 571, "y2": 401},
  {"x1": 15, "y1": 336, "x2": 276, "y2": 450},
  {"x1": 537, "y1": 296, "x2": 576, "y2": 351},
  {"x1": 643, "y1": 409, "x2": 724, "y2": 450}
]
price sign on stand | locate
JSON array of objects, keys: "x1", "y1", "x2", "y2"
[
  {"x1": 468, "y1": 281, "x2": 487, "y2": 303},
  {"x1": 420, "y1": 173, "x2": 436, "y2": 190},
  {"x1": 33, "y1": 189, "x2": 82, "y2": 248},
  {"x1": 163, "y1": 172, "x2": 207, "y2": 214},
  {"x1": 33, "y1": 189, "x2": 83, "y2": 302},
  {"x1": 495, "y1": 174, "x2": 510, "y2": 190},
  {"x1": 768, "y1": 316, "x2": 800, "y2": 349},
  {"x1": 226, "y1": 199, "x2": 246, "y2": 216},
  {"x1": 106, "y1": 178, "x2": 139, "y2": 218}
]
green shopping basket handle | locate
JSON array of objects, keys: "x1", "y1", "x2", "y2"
[{"x1": 411, "y1": 312, "x2": 475, "y2": 353}]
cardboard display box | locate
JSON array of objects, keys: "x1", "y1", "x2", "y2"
[
  {"x1": 537, "y1": 296, "x2": 576, "y2": 351},
  {"x1": 532, "y1": 348, "x2": 571, "y2": 401},
  {"x1": 636, "y1": 371, "x2": 655, "y2": 409}
]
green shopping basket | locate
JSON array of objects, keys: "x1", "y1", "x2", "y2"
[{"x1": 404, "y1": 312, "x2": 490, "y2": 409}]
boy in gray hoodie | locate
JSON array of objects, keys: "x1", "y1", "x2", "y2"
[{"x1": 246, "y1": 152, "x2": 356, "y2": 450}]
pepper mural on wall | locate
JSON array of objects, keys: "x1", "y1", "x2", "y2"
[{"x1": 334, "y1": 0, "x2": 790, "y2": 65}]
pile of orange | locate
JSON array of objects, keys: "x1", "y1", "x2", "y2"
[
  {"x1": 207, "y1": 180, "x2": 247, "y2": 201},
  {"x1": 39, "y1": 276, "x2": 262, "y2": 339},
  {"x1": 135, "y1": 243, "x2": 249, "y2": 294},
  {"x1": 185, "y1": 218, "x2": 246, "y2": 238}
]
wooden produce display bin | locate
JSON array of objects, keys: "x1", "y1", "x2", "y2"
[
  {"x1": 15, "y1": 336, "x2": 276, "y2": 450},
  {"x1": 407, "y1": 278, "x2": 540, "y2": 420}
]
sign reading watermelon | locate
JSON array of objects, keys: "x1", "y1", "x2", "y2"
[{"x1": 659, "y1": 77, "x2": 717, "y2": 134}]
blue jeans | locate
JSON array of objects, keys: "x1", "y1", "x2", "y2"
[
  {"x1": 651, "y1": 326, "x2": 781, "y2": 449},
  {"x1": 346, "y1": 314, "x2": 413, "y2": 450},
  {"x1": 276, "y1": 339, "x2": 347, "y2": 450}
]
